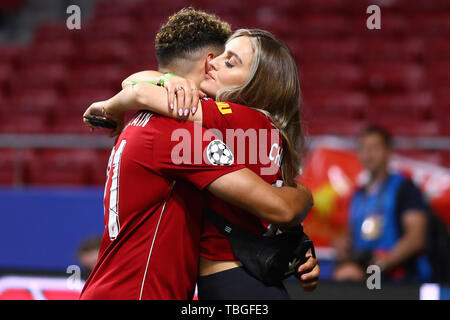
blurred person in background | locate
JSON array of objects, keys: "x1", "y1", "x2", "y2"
[
  {"x1": 77, "y1": 235, "x2": 102, "y2": 280},
  {"x1": 333, "y1": 126, "x2": 434, "y2": 283}
]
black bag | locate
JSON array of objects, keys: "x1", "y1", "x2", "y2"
[{"x1": 203, "y1": 207, "x2": 315, "y2": 286}]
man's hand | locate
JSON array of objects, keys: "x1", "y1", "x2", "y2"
[
  {"x1": 296, "y1": 253, "x2": 320, "y2": 292},
  {"x1": 83, "y1": 100, "x2": 124, "y2": 137}
]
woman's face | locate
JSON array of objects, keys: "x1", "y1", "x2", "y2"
[{"x1": 200, "y1": 35, "x2": 254, "y2": 98}]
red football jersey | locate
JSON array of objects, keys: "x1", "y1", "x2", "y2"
[
  {"x1": 80, "y1": 111, "x2": 244, "y2": 300},
  {"x1": 199, "y1": 99, "x2": 284, "y2": 261}
]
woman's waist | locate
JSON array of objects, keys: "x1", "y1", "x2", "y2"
[{"x1": 199, "y1": 256, "x2": 243, "y2": 276}]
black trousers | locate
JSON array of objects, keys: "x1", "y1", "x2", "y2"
[{"x1": 197, "y1": 267, "x2": 290, "y2": 300}]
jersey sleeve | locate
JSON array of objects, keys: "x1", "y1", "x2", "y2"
[{"x1": 151, "y1": 116, "x2": 245, "y2": 190}]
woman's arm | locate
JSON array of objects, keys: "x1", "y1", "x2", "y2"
[
  {"x1": 206, "y1": 168, "x2": 313, "y2": 227},
  {"x1": 83, "y1": 82, "x2": 203, "y2": 137}
]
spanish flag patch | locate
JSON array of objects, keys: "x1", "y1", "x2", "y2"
[{"x1": 216, "y1": 102, "x2": 232, "y2": 115}]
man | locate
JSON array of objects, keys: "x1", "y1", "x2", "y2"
[
  {"x1": 334, "y1": 126, "x2": 432, "y2": 282},
  {"x1": 81, "y1": 8, "x2": 316, "y2": 300}
]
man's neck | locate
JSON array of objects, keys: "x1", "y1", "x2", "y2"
[{"x1": 367, "y1": 167, "x2": 388, "y2": 194}]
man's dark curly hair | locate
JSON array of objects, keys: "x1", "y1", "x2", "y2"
[{"x1": 155, "y1": 7, "x2": 232, "y2": 67}]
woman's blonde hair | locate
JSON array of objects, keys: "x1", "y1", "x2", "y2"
[{"x1": 216, "y1": 29, "x2": 304, "y2": 186}]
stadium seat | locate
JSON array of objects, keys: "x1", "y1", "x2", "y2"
[
  {"x1": 296, "y1": 14, "x2": 350, "y2": 38},
  {"x1": 305, "y1": 117, "x2": 367, "y2": 136},
  {"x1": 0, "y1": 44, "x2": 23, "y2": 64},
  {"x1": 424, "y1": 37, "x2": 450, "y2": 63},
  {"x1": 27, "y1": 149, "x2": 97, "y2": 185},
  {"x1": 299, "y1": 64, "x2": 365, "y2": 91},
  {"x1": 0, "y1": 62, "x2": 12, "y2": 93},
  {"x1": 33, "y1": 21, "x2": 79, "y2": 43},
  {"x1": 361, "y1": 38, "x2": 424, "y2": 63},
  {"x1": 64, "y1": 64, "x2": 125, "y2": 91},
  {"x1": 78, "y1": 39, "x2": 132, "y2": 65},
  {"x1": 0, "y1": 148, "x2": 16, "y2": 184},
  {"x1": 303, "y1": 91, "x2": 369, "y2": 119},
  {"x1": 368, "y1": 92, "x2": 435, "y2": 120},
  {"x1": 89, "y1": 149, "x2": 114, "y2": 185},
  {"x1": 350, "y1": 14, "x2": 410, "y2": 38},
  {"x1": 408, "y1": 14, "x2": 450, "y2": 36},
  {"x1": 10, "y1": 63, "x2": 67, "y2": 92},
  {"x1": 0, "y1": 113, "x2": 47, "y2": 134},
  {"x1": 293, "y1": 38, "x2": 360, "y2": 63},
  {"x1": 18, "y1": 39, "x2": 75, "y2": 65},
  {"x1": 364, "y1": 63, "x2": 426, "y2": 92},
  {"x1": 371, "y1": 118, "x2": 439, "y2": 137},
  {"x1": 81, "y1": 17, "x2": 135, "y2": 41},
  {"x1": 61, "y1": 88, "x2": 116, "y2": 116},
  {"x1": 9, "y1": 88, "x2": 60, "y2": 114}
]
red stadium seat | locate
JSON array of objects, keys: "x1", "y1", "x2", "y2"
[
  {"x1": 89, "y1": 149, "x2": 114, "y2": 185},
  {"x1": 300, "y1": 64, "x2": 365, "y2": 91},
  {"x1": 10, "y1": 63, "x2": 67, "y2": 91},
  {"x1": 9, "y1": 88, "x2": 60, "y2": 114},
  {"x1": 365, "y1": 63, "x2": 426, "y2": 92},
  {"x1": 65, "y1": 64, "x2": 125, "y2": 91},
  {"x1": 303, "y1": 91, "x2": 369, "y2": 119},
  {"x1": 0, "y1": 113, "x2": 47, "y2": 134},
  {"x1": 92, "y1": 0, "x2": 141, "y2": 18},
  {"x1": 61, "y1": 88, "x2": 116, "y2": 116},
  {"x1": 427, "y1": 63, "x2": 450, "y2": 92},
  {"x1": 0, "y1": 44, "x2": 23, "y2": 63},
  {"x1": 361, "y1": 38, "x2": 424, "y2": 63},
  {"x1": 293, "y1": 38, "x2": 360, "y2": 63},
  {"x1": 425, "y1": 37, "x2": 450, "y2": 63},
  {"x1": 78, "y1": 39, "x2": 132, "y2": 64},
  {"x1": 0, "y1": 148, "x2": 16, "y2": 184},
  {"x1": 27, "y1": 149, "x2": 97, "y2": 185},
  {"x1": 305, "y1": 117, "x2": 367, "y2": 136},
  {"x1": 371, "y1": 118, "x2": 439, "y2": 137},
  {"x1": 0, "y1": 62, "x2": 12, "y2": 93},
  {"x1": 297, "y1": 14, "x2": 351, "y2": 38},
  {"x1": 18, "y1": 40, "x2": 75, "y2": 65},
  {"x1": 351, "y1": 14, "x2": 410, "y2": 38},
  {"x1": 368, "y1": 92, "x2": 435, "y2": 120},
  {"x1": 408, "y1": 14, "x2": 450, "y2": 36},
  {"x1": 442, "y1": 151, "x2": 450, "y2": 168},
  {"x1": 33, "y1": 21, "x2": 79, "y2": 43},
  {"x1": 81, "y1": 17, "x2": 135, "y2": 41}
]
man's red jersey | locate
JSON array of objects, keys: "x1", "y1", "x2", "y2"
[
  {"x1": 199, "y1": 99, "x2": 284, "y2": 261},
  {"x1": 80, "y1": 111, "x2": 243, "y2": 300}
]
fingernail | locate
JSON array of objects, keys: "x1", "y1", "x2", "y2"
[
  {"x1": 184, "y1": 109, "x2": 189, "y2": 117},
  {"x1": 301, "y1": 274, "x2": 307, "y2": 280},
  {"x1": 170, "y1": 103, "x2": 174, "y2": 110},
  {"x1": 178, "y1": 108, "x2": 183, "y2": 116},
  {"x1": 192, "y1": 107, "x2": 196, "y2": 114}
]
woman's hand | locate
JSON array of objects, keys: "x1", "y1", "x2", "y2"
[
  {"x1": 83, "y1": 100, "x2": 124, "y2": 137},
  {"x1": 296, "y1": 253, "x2": 320, "y2": 291},
  {"x1": 163, "y1": 76, "x2": 206, "y2": 118}
]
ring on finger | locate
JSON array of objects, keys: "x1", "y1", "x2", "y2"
[
  {"x1": 175, "y1": 86, "x2": 184, "y2": 92},
  {"x1": 191, "y1": 87, "x2": 198, "y2": 91}
]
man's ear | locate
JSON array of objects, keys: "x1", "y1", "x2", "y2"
[{"x1": 204, "y1": 52, "x2": 215, "y2": 72}]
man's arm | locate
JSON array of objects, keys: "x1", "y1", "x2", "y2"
[
  {"x1": 375, "y1": 210, "x2": 427, "y2": 271},
  {"x1": 206, "y1": 168, "x2": 313, "y2": 227}
]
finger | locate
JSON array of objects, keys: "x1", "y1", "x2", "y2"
[
  {"x1": 183, "y1": 82, "x2": 193, "y2": 118},
  {"x1": 176, "y1": 88, "x2": 185, "y2": 118},
  {"x1": 301, "y1": 280, "x2": 318, "y2": 292},
  {"x1": 297, "y1": 256, "x2": 316, "y2": 273},
  {"x1": 300, "y1": 265, "x2": 320, "y2": 281},
  {"x1": 165, "y1": 83, "x2": 175, "y2": 111},
  {"x1": 191, "y1": 88, "x2": 199, "y2": 114},
  {"x1": 199, "y1": 90, "x2": 207, "y2": 99}
]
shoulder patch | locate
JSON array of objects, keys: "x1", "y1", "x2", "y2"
[
  {"x1": 206, "y1": 140, "x2": 234, "y2": 165},
  {"x1": 216, "y1": 102, "x2": 232, "y2": 115}
]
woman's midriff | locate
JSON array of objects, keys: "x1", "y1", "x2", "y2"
[{"x1": 199, "y1": 257, "x2": 243, "y2": 276}]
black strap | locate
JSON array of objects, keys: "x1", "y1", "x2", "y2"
[{"x1": 203, "y1": 206, "x2": 235, "y2": 236}]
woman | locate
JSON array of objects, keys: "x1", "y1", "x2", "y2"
[{"x1": 84, "y1": 29, "x2": 319, "y2": 299}]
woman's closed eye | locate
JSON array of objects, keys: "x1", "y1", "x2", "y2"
[{"x1": 225, "y1": 61, "x2": 234, "y2": 68}]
